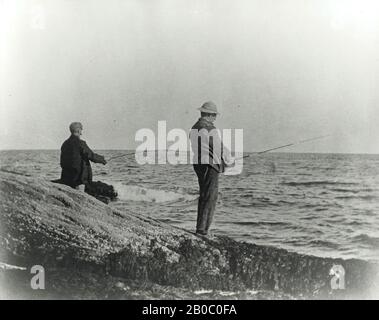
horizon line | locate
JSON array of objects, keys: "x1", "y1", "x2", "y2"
[{"x1": 1, "y1": 148, "x2": 379, "y2": 156}]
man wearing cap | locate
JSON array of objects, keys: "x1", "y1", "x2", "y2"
[
  {"x1": 190, "y1": 101, "x2": 235, "y2": 236},
  {"x1": 60, "y1": 122, "x2": 107, "y2": 190}
]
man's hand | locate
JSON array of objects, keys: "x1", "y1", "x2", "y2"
[
  {"x1": 101, "y1": 158, "x2": 107, "y2": 165},
  {"x1": 224, "y1": 157, "x2": 236, "y2": 168}
]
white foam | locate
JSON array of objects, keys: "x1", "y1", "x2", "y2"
[
  {"x1": 111, "y1": 182, "x2": 197, "y2": 203},
  {"x1": 194, "y1": 289, "x2": 213, "y2": 295}
]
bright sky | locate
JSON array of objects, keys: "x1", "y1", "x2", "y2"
[{"x1": 1, "y1": 0, "x2": 379, "y2": 153}]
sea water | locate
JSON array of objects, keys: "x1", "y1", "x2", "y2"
[{"x1": 1, "y1": 150, "x2": 378, "y2": 262}]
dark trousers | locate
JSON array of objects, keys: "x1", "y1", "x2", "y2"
[{"x1": 193, "y1": 165, "x2": 219, "y2": 234}]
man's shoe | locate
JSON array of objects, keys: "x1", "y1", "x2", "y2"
[
  {"x1": 206, "y1": 232, "x2": 216, "y2": 240},
  {"x1": 195, "y1": 231, "x2": 216, "y2": 240}
]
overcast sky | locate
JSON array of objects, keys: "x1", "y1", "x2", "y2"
[{"x1": 1, "y1": 0, "x2": 379, "y2": 153}]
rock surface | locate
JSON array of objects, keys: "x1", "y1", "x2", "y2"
[{"x1": 0, "y1": 171, "x2": 378, "y2": 299}]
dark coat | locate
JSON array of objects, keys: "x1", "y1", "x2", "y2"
[
  {"x1": 190, "y1": 118, "x2": 226, "y2": 173},
  {"x1": 60, "y1": 135, "x2": 105, "y2": 187}
]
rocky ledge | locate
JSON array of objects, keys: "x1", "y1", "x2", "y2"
[{"x1": 0, "y1": 171, "x2": 378, "y2": 299}]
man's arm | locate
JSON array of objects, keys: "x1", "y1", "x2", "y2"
[
  {"x1": 80, "y1": 141, "x2": 107, "y2": 165},
  {"x1": 209, "y1": 129, "x2": 235, "y2": 167}
]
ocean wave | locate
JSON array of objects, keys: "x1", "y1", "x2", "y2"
[
  {"x1": 330, "y1": 188, "x2": 360, "y2": 193},
  {"x1": 351, "y1": 234, "x2": 379, "y2": 247},
  {"x1": 282, "y1": 180, "x2": 358, "y2": 187},
  {"x1": 112, "y1": 182, "x2": 197, "y2": 203},
  {"x1": 232, "y1": 221, "x2": 288, "y2": 227},
  {"x1": 307, "y1": 240, "x2": 340, "y2": 250},
  {"x1": 335, "y1": 195, "x2": 378, "y2": 201},
  {"x1": 345, "y1": 221, "x2": 366, "y2": 226}
]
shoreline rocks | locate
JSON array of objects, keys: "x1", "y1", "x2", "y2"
[{"x1": 1, "y1": 171, "x2": 378, "y2": 299}]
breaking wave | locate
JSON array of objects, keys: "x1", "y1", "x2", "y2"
[{"x1": 112, "y1": 182, "x2": 197, "y2": 203}]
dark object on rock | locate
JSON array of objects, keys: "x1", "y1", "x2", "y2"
[
  {"x1": 85, "y1": 181, "x2": 118, "y2": 204},
  {"x1": 52, "y1": 179, "x2": 117, "y2": 204}
]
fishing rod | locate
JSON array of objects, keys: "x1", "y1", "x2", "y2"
[
  {"x1": 234, "y1": 155, "x2": 250, "y2": 161},
  {"x1": 232, "y1": 135, "x2": 330, "y2": 160},
  {"x1": 256, "y1": 135, "x2": 331, "y2": 154},
  {"x1": 107, "y1": 152, "x2": 135, "y2": 161},
  {"x1": 107, "y1": 135, "x2": 330, "y2": 161}
]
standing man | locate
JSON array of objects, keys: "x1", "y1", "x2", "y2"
[
  {"x1": 60, "y1": 122, "x2": 107, "y2": 190},
  {"x1": 189, "y1": 101, "x2": 234, "y2": 237}
]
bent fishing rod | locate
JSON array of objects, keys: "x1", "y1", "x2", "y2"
[
  {"x1": 237, "y1": 134, "x2": 331, "y2": 159},
  {"x1": 257, "y1": 135, "x2": 331, "y2": 154}
]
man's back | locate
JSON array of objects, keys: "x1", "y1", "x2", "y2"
[
  {"x1": 59, "y1": 122, "x2": 106, "y2": 188},
  {"x1": 60, "y1": 135, "x2": 82, "y2": 172},
  {"x1": 60, "y1": 135, "x2": 83, "y2": 187}
]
